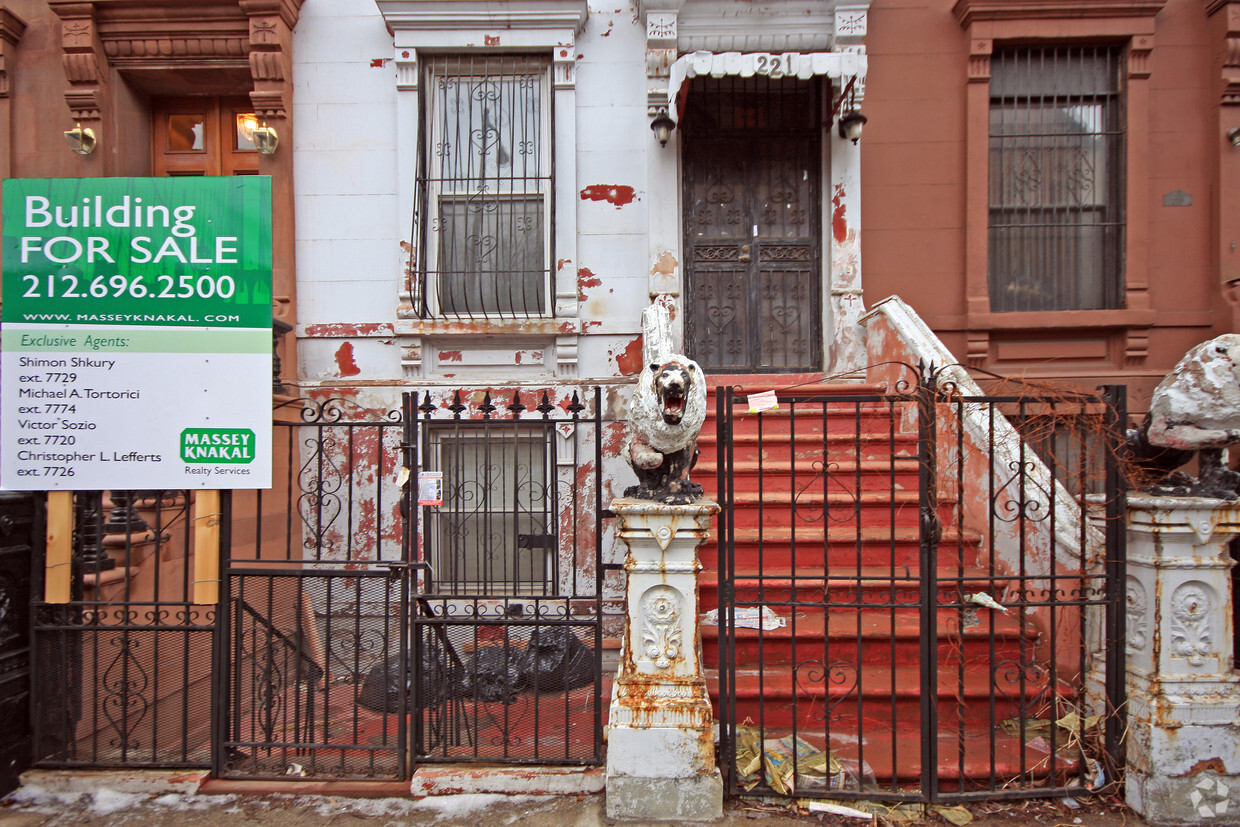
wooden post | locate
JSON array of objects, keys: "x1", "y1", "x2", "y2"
[
  {"x1": 193, "y1": 489, "x2": 221, "y2": 605},
  {"x1": 44, "y1": 491, "x2": 74, "y2": 603}
]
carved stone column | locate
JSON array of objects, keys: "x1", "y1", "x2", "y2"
[
  {"x1": 605, "y1": 497, "x2": 722, "y2": 822},
  {"x1": 1125, "y1": 495, "x2": 1240, "y2": 825}
]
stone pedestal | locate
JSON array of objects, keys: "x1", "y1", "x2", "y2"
[
  {"x1": 1125, "y1": 495, "x2": 1240, "y2": 826},
  {"x1": 605, "y1": 497, "x2": 722, "y2": 822}
]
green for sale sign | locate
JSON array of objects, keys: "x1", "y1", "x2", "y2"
[{"x1": 1, "y1": 177, "x2": 273, "y2": 490}]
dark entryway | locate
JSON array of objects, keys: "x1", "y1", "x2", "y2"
[{"x1": 681, "y1": 76, "x2": 823, "y2": 373}]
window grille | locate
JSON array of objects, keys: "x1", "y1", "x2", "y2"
[
  {"x1": 414, "y1": 55, "x2": 552, "y2": 319},
  {"x1": 988, "y1": 46, "x2": 1124, "y2": 312},
  {"x1": 427, "y1": 426, "x2": 557, "y2": 596}
]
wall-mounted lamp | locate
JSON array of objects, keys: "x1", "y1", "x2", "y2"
[
  {"x1": 64, "y1": 124, "x2": 97, "y2": 155},
  {"x1": 251, "y1": 123, "x2": 279, "y2": 155},
  {"x1": 838, "y1": 110, "x2": 867, "y2": 144},
  {"x1": 1228, "y1": 127, "x2": 1240, "y2": 149},
  {"x1": 650, "y1": 109, "x2": 675, "y2": 147}
]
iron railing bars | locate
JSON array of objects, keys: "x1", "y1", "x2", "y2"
[
  {"x1": 1102, "y1": 384, "x2": 1128, "y2": 784},
  {"x1": 1016, "y1": 395, "x2": 1033, "y2": 787},
  {"x1": 918, "y1": 366, "x2": 941, "y2": 801},
  {"x1": 717, "y1": 386, "x2": 734, "y2": 792},
  {"x1": 591, "y1": 387, "x2": 605, "y2": 760},
  {"x1": 885, "y1": 396, "x2": 902, "y2": 794},
  {"x1": 210, "y1": 491, "x2": 233, "y2": 778}
]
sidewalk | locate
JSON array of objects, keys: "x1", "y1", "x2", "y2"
[{"x1": 0, "y1": 771, "x2": 1143, "y2": 827}]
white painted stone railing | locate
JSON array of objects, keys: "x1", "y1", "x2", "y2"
[{"x1": 860, "y1": 295, "x2": 1105, "y2": 580}]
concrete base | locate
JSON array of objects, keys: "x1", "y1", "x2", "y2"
[
  {"x1": 20, "y1": 768, "x2": 209, "y2": 796},
  {"x1": 409, "y1": 765, "x2": 605, "y2": 797},
  {"x1": 1127, "y1": 769, "x2": 1238, "y2": 826},
  {"x1": 605, "y1": 769, "x2": 723, "y2": 822}
]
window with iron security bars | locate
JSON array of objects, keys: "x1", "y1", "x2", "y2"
[
  {"x1": 426, "y1": 425, "x2": 558, "y2": 596},
  {"x1": 988, "y1": 46, "x2": 1125, "y2": 313},
  {"x1": 413, "y1": 55, "x2": 553, "y2": 319}
]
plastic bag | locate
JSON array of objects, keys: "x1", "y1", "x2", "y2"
[
  {"x1": 517, "y1": 626, "x2": 594, "y2": 692},
  {"x1": 464, "y1": 646, "x2": 524, "y2": 704}
]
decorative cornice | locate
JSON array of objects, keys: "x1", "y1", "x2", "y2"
[
  {"x1": 1128, "y1": 33, "x2": 1154, "y2": 78},
  {"x1": 954, "y1": 0, "x2": 1167, "y2": 28},
  {"x1": 0, "y1": 7, "x2": 28, "y2": 99},
  {"x1": 1214, "y1": 1, "x2": 1240, "y2": 104},
  {"x1": 374, "y1": 0, "x2": 588, "y2": 35},
  {"x1": 47, "y1": 1, "x2": 303, "y2": 122},
  {"x1": 0, "y1": 8, "x2": 26, "y2": 45},
  {"x1": 967, "y1": 37, "x2": 991, "y2": 82}
]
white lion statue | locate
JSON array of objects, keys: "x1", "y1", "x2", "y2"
[
  {"x1": 1129, "y1": 333, "x2": 1240, "y2": 498},
  {"x1": 623, "y1": 304, "x2": 707, "y2": 504}
]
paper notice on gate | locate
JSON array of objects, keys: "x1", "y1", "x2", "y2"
[
  {"x1": 418, "y1": 471, "x2": 443, "y2": 506},
  {"x1": 747, "y1": 390, "x2": 779, "y2": 413}
]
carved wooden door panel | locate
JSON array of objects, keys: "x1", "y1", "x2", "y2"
[{"x1": 682, "y1": 78, "x2": 822, "y2": 373}]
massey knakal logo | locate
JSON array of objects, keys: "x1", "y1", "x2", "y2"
[{"x1": 180, "y1": 428, "x2": 256, "y2": 463}]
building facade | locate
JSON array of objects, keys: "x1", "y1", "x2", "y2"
[{"x1": 2, "y1": 0, "x2": 1238, "y2": 794}]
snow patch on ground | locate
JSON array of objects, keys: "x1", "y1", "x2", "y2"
[
  {"x1": 5, "y1": 786, "x2": 550, "y2": 825},
  {"x1": 91, "y1": 789, "x2": 148, "y2": 815}
]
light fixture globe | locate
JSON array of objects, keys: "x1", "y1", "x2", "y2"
[
  {"x1": 251, "y1": 124, "x2": 279, "y2": 155},
  {"x1": 64, "y1": 124, "x2": 97, "y2": 155},
  {"x1": 650, "y1": 109, "x2": 675, "y2": 147},
  {"x1": 838, "y1": 109, "x2": 867, "y2": 144}
]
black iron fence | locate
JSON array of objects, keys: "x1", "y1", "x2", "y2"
[
  {"x1": 714, "y1": 365, "x2": 1126, "y2": 803},
  {"x1": 214, "y1": 390, "x2": 605, "y2": 780},
  {"x1": 32, "y1": 491, "x2": 212, "y2": 768},
  {"x1": 408, "y1": 388, "x2": 605, "y2": 765}
]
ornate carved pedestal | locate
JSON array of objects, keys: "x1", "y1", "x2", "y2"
[
  {"x1": 605, "y1": 498, "x2": 722, "y2": 822},
  {"x1": 1125, "y1": 495, "x2": 1240, "y2": 825}
]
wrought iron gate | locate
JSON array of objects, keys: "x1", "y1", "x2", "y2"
[
  {"x1": 216, "y1": 389, "x2": 605, "y2": 780},
  {"x1": 407, "y1": 388, "x2": 605, "y2": 765},
  {"x1": 0, "y1": 492, "x2": 38, "y2": 794},
  {"x1": 31, "y1": 491, "x2": 213, "y2": 769},
  {"x1": 714, "y1": 366, "x2": 1126, "y2": 802}
]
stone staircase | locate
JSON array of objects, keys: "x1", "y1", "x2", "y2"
[{"x1": 693, "y1": 379, "x2": 1074, "y2": 790}]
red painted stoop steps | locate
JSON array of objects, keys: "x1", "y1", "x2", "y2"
[{"x1": 693, "y1": 379, "x2": 1073, "y2": 790}]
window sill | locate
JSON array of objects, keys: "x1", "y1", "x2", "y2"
[
  {"x1": 967, "y1": 308, "x2": 1156, "y2": 331},
  {"x1": 396, "y1": 318, "x2": 570, "y2": 337}
]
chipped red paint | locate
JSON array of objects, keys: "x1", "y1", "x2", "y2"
[
  {"x1": 305, "y1": 322, "x2": 394, "y2": 337},
  {"x1": 370, "y1": 58, "x2": 389, "y2": 68},
  {"x1": 557, "y1": 258, "x2": 572, "y2": 271},
  {"x1": 439, "y1": 350, "x2": 464, "y2": 362},
  {"x1": 832, "y1": 184, "x2": 847, "y2": 245},
  {"x1": 614, "y1": 335, "x2": 644, "y2": 376},
  {"x1": 577, "y1": 266, "x2": 601, "y2": 301},
  {"x1": 485, "y1": 34, "x2": 500, "y2": 46},
  {"x1": 335, "y1": 342, "x2": 361, "y2": 377},
  {"x1": 583, "y1": 321, "x2": 602, "y2": 333},
  {"x1": 580, "y1": 185, "x2": 637, "y2": 208}
]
